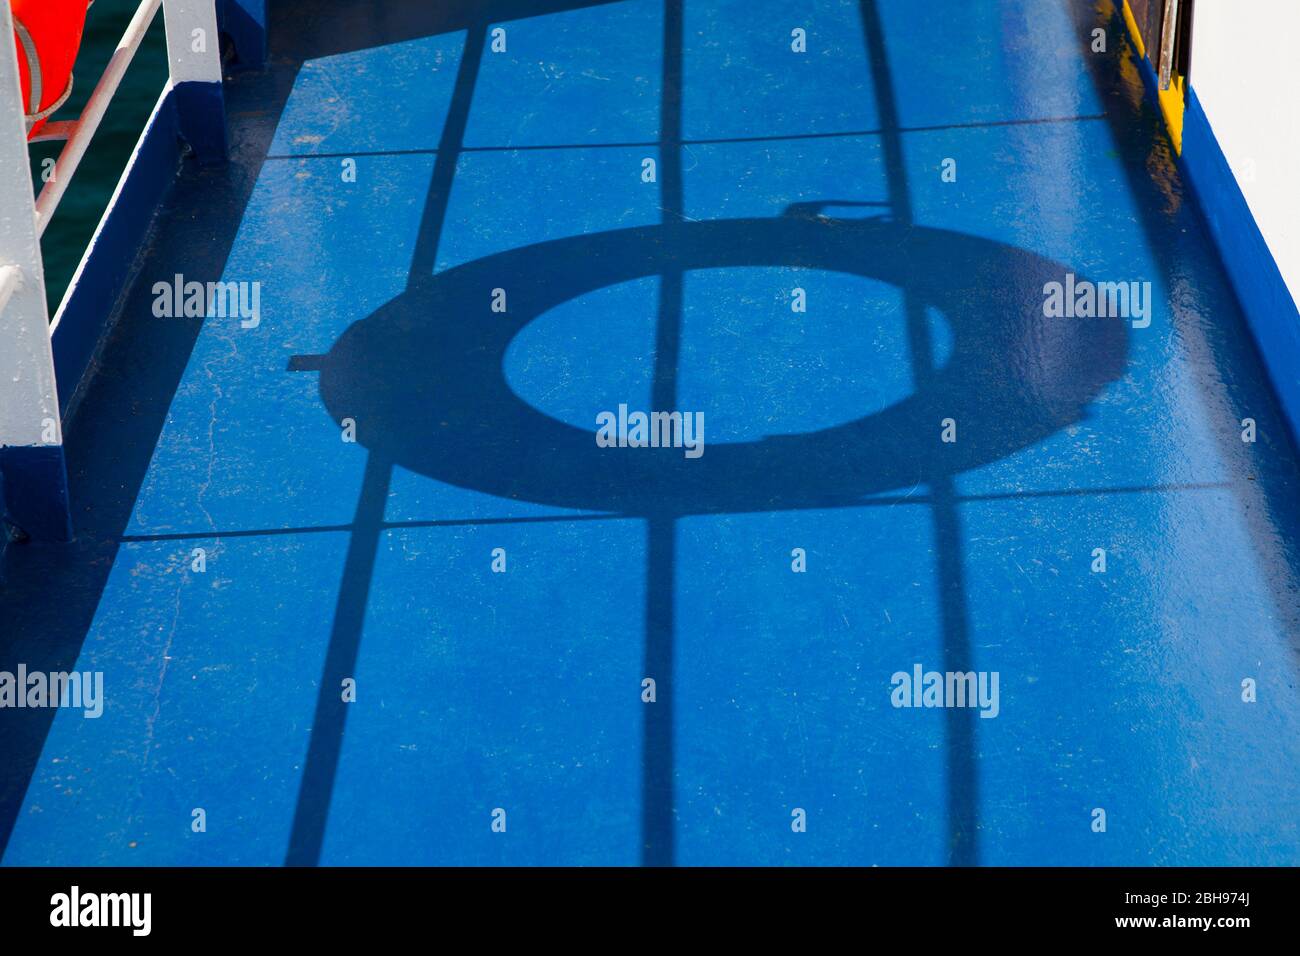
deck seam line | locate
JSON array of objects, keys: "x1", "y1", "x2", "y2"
[
  {"x1": 113, "y1": 481, "x2": 1238, "y2": 543},
  {"x1": 261, "y1": 113, "x2": 1110, "y2": 161}
]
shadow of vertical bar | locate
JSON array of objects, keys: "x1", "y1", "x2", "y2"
[
  {"x1": 285, "y1": 452, "x2": 392, "y2": 865},
  {"x1": 858, "y1": 0, "x2": 979, "y2": 865},
  {"x1": 642, "y1": 0, "x2": 684, "y2": 867},
  {"x1": 285, "y1": 22, "x2": 489, "y2": 867},
  {"x1": 641, "y1": 514, "x2": 677, "y2": 866}
]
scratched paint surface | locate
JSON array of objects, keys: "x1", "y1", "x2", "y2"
[{"x1": 2, "y1": 0, "x2": 1298, "y2": 866}]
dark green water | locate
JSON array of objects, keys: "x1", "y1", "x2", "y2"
[{"x1": 26, "y1": 0, "x2": 169, "y2": 314}]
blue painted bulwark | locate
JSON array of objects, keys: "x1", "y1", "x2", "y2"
[
  {"x1": 173, "y1": 81, "x2": 229, "y2": 166},
  {"x1": 1180, "y1": 87, "x2": 1300, "y2": 453},
  {"x1": 219, "y1": 0, "x2": 269, "y2": 71},
  {"x1": 0, "y1": 446, "x2": 72, "y2": 543},
  {"x1": 51, "y1": 89, "x2": 181, "y2": 415}
]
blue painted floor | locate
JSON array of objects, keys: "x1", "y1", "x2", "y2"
[{"x1": 2, "y1": 0, "x2": 1299, "y2": 866}]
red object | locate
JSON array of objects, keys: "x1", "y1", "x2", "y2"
[{"x1": 12, "y1": 0, "x2": 91, "y2": 139}]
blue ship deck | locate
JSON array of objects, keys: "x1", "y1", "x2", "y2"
[{"x1": 2, "y1": 0, "x2": 1299, "y2": 866}]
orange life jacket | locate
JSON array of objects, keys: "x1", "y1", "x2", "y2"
[{"x1": 12, "y1": 0, "x2": 91, "y2": 139}]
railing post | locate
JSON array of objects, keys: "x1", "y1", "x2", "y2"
[
  {"x1": 0, "y1": 2, "x2": 72, "y2": 542},
  {"x1": 163, "y1": 0, "x2": 228, "y2": 164}
]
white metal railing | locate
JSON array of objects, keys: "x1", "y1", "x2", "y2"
[
  {"x1": 0, "y1": 0, "x2": 224, "y2": 540},
  {"x1": 33, "y1": 0, "x2": 164, "y2": 237}
]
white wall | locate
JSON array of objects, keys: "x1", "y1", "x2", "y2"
[{"x1": 1190, "y1": 0, "x2": 1300, "y2": 311}]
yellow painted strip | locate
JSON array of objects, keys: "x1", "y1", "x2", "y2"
[
  {"x1": 1121, "y1": 0, "x2": 1146, "y2": 59},
  {"x1": 1118, "y1": 0, "x2": 1185, "y2": 153},
  {"x1": 1159, "y1": 72, "x2": 1185, "y2": 154}
]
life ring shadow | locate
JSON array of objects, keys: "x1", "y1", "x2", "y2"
[{"x1": 311, "y1": 215, "x2": 1127, "y2": 515}]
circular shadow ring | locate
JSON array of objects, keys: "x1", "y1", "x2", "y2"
[{"x1": 317, "y1": 215, "x2": 1127, "y2": 515}]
